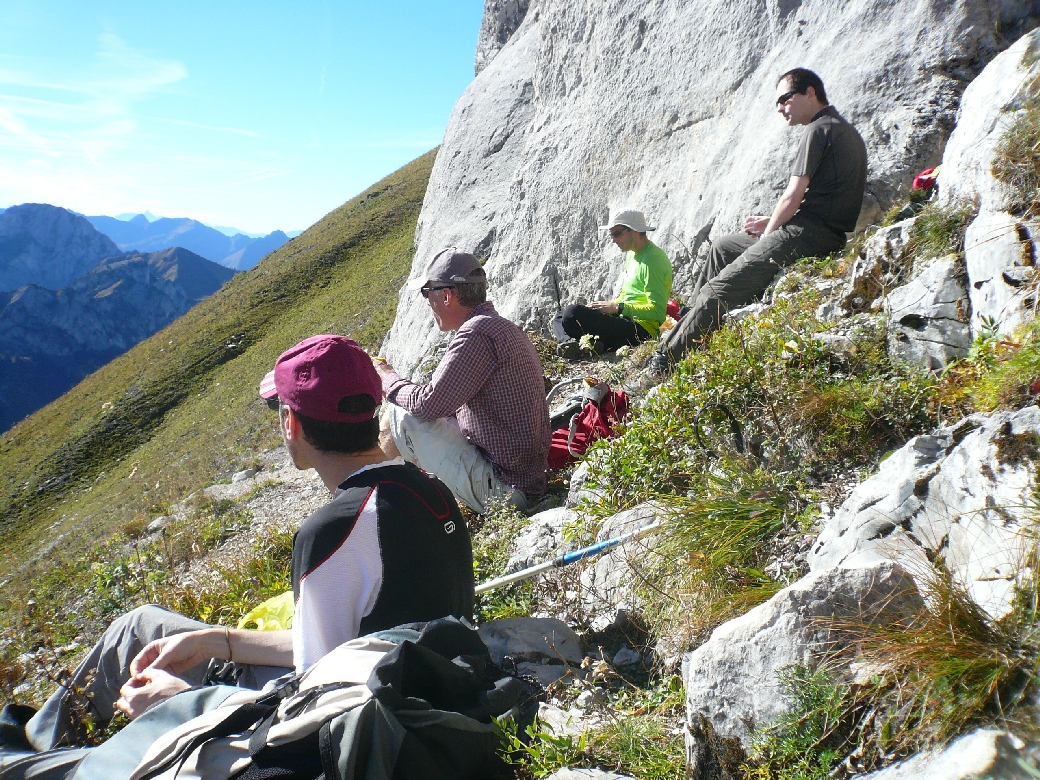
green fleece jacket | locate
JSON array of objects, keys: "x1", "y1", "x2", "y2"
[{"x1": 614, "y1": 240, "x2": 672, "y2": 336}]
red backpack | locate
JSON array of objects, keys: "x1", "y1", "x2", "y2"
[{"x1": 547, "y1": 379, "x2": 629, "y2": 470}]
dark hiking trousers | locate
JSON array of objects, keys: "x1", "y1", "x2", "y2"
[
  {"x1": 552, "y1": 304, "x2": 653, "y2": 352},
  {"x1": 660, "y1": 215, "x2": 845, "y2": 363}
]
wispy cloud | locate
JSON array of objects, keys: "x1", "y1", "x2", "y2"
[{"x1": 147, "y1": 116, "x2": 266, "y2": 139}]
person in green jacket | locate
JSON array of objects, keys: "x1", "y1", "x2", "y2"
[{"x1": 552, "y1": 209, "x2": 673, "y2": 357}]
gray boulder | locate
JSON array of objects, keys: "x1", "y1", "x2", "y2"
[
  {"x1": 506, "y1": 506, "x2": 576, "y2": 573},
  {"x1": 964, "y1": 211, "x2": 1039, "y2": 338},
  {"x1": 682, "y1": 562, "x2": 922, "y2": 760},
  {"x1": 885, "y1": 253, "x2": 972, "y2": 371},
  {"x1": 934, "y1": 29, "x2": 1040, "y2": 339},
  {"x1": 384, "y1": 0, "x2": 1033, "y2": 374},
  {"x1": 809, "y1": 407, "x2": 1040, "y2": 618},
  {"x1": 479, "y1": 616, "x2": 583, "y2": 687},
  {"x1": 937, "y1": 29, "x2": 1040, "y2": 215},
  {"x1": 578, "y1": 503, "x2": 668, "y2": 615},
  {"x1": 840, "y1": 218, "x2": 917, "y2": 313},
  {"x1": 478, "y1": 616, "x2": 583, "y2": 665},
  {"x1": 545, "y1": 770, "x2": 633, "y2": 780},
  {"x1": 857, "y1": 729, "x2": 1033, "y2": 780}
]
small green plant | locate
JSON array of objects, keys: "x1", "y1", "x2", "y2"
[
  {"x1": 471, "y1": 498, "x2": 534, "y2": 622},
  {"x1": 743, "y1": 666, "x2": 845, "y2": 780},
  {"x1": 497, "y1": 717, "x2": 590, "y2": 779},
  {"x1": 497, "y1": 675, "x2": 686, "y2": 780},
  {"x1": 905, "y1": 201, "x2": 977, "y2": 261},
  {"x1": 168, "y1": 525, "x2": 295, "y2": 626}
]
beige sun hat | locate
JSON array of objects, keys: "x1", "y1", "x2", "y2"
[{"x1": 599, "y1": 209, "x2": 656, "y2": 233}]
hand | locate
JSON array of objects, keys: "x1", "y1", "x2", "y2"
[
  {"x1": 588, "y1": 300, "x2": 620, "y2": 314},
  {"x1": 116, "y1": 668, "x2": 191, "y2": 719},
  {"x1": 130, "y1": 629, "x2": 222, "y2": 676},
  {"x1": 743, "y1": 215, "x2": 769, "y2": 237},
  {"x1": 370, "y1": 356, "x2": 395, "y2": 380}
]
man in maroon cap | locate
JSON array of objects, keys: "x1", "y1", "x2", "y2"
[
  {"x1": 17, "y1": 336, "x2": 473, "y2": 751},
  {"x1": 372, "y1": 247, "x2": 550, "y2": 514}
]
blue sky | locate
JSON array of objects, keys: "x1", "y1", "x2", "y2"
[{"x1": 0, "y1": 1, "x2": 483, "y2": 234}]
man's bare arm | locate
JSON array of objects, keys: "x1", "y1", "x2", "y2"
[
  {"x1": 762, "y1": 175, "x2": 810, "y2": 236},
  {"x1": 131, "y1": 628, "x2": 294, "y2": 676}
]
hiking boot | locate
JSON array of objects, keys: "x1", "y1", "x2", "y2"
[
  {"x1": 0, "y1": 703, "x2": 36, "y2": 753},
  {"x1": 647, "y1": 351, "x2": 671, "y2": 377},
  {"x1": 556, "y1": 340, "x2": 582, "y2": 361}
]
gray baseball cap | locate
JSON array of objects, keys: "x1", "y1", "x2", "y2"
[{"x1": 407, "y1": 247, "x2": 483, "y2": 290}]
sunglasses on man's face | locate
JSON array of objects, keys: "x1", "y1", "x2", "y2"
[
  {"x1": 609, "y1": 227, "x2": 631, "y2": 239},
  {"x1": 265, "y1": 396, "x2": 280, "y2": 411},
  {"x1": 420, "y1": 285, "x2": 455, "y2": 299},
  {"x1": 776, "y1": 89, "x2": 801, "y2": 106}
]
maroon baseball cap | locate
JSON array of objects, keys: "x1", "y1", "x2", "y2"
[{"x1": 258, "y1": 335, "x2": 381, "y2": 423}]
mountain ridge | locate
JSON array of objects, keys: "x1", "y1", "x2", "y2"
[{"x1": 0, "y1": 246, "x2": 236, "y2": 432}]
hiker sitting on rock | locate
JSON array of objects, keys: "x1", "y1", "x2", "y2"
[
  {"x1": 372, "y1": 247, "x2": 550, "y2": 515},
  {"x1": 12, "y1": 335, "x2": 473, "y2": 753},
  {"x1": 552, "y1": 209, "x2": 673, "y2": 359},
  {"x1": 647, "y1": 67, "x2": 867, "y2": 375}
]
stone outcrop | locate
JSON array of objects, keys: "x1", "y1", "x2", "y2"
[
  {"x1": 935, "y1": 29, "x2": 1040, "y2": 339},
  {"x1": 885, "y1": 253, "x2": 972, "y2": 370},
  {"x1": 384, "y1": 0, "x2": 1035, "y2": 374},
  {"x1": 506, "y1": 506, "x2": 575, "y2": 573},
  {"x1": 682, "y1": 562, "x2": 923, "y2": 758},
  {"x1": 474, "y1": 0, "x2": 530, "y2": 75},
  {"x1": 578, "y1": 503, "x2": 666, "y2": 617},
  {"x1": 809, "y1": 407, "x2": 1040, "y2": 618},
  {"x1": 0, "y1": 204, "x2": 119, "y2": 291},
  {"x1": 857, "y1": 729, "x2": 1034, "y2": 780},
  {"x1": 478, "y1": 616, "x2": 583, "y2": 685}
]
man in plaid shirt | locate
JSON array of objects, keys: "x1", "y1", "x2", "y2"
[{"x1": 372, "y1": 248, "x2": 550, "y2": 514}]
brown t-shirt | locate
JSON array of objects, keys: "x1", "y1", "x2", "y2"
[{"x1": 791, "y1": 105, "x2": 867, "y2": 234}]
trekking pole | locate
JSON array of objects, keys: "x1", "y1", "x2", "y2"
[{"x1": 475, "y1": 517, "x2": 669, "y2": 594}]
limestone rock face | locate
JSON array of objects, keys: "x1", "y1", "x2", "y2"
[
  {"x1": 506, "y1": 506, "x2": 575, "y2": 573},
  {"x1": 935, "y1": 29, "x2": 1040, "y2": 339},
  {"x1": 857, "y1": 729, "x2": 1032, "y2": 780},
  {"x1": 937, "y1": 29, "x2": 1040, "y2": 214},
  {"x1": 964, "y1": 212, "x2": 1039, "y2": 336},
  {"x1": 474, "y1": 0, "x2": 531, "y2": 75},
  {"x1": 385, "y1": 0, "x2": 1031, "y2": 374},
  {"x1": 0, "y1": 204, "x2": 119, "y2": 291},
  {"x1": 840, "y1": 218, "x2": 917, "y2": 313},
  {"x1": 578, "y1": 503, "x2": 666, "y2": 615},
  {"x1": 682, "y1": 562, "x2": 922, "y2": 752},
  {"x1": 885, "y1": 254, "x2": 972, "y2": 370},
  {"x1": 809, "y1": 407, "x2": 1040, "y2": 618}
]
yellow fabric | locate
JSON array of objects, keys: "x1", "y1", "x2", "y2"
[{"x1": 237, "y1": 590, "x2": 295, "y2": 631}]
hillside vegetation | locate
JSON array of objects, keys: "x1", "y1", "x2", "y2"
[{"x1": 0, "y1": 150, "x2": 435, "y2": 637}]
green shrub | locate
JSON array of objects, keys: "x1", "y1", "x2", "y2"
[{"x1": 578, "y1": 267, "x2": 933, "y2": 643}]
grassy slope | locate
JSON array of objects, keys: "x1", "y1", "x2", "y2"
[{"x1": 0, "y1": 149, "x2": 435, "y2": 599}]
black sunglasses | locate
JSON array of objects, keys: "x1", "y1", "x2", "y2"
[
  {"x1": 609, "y1": 227, "x2": 631, "y2": 239},
  {"x1": 265, "y1": 396, "x2": 280, "y2": 411},
  {"x1": 776, "y1": 89, "x2": 802, "y2": 106},
  {"x1": 420, "y1": 285, "x2": 455, "y2": 299}
]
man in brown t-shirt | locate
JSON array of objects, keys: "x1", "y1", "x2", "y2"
[{"x1": 653, "y1": 68, "x2": 867, "y2": 370}]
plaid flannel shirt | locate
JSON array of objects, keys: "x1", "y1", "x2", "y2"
[{"x1": 383, "y1": 303, "x2": 550, "y2": 495}]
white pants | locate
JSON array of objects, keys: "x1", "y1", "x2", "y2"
[{"x1": 382, "y1": 404, "x2": 528, "y2": 514}]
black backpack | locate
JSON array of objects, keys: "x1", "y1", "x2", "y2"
[{"x1": 103, "y1": 617, "x2": 542, "y2": 780}]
